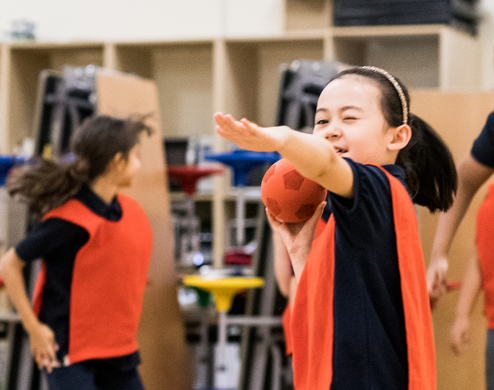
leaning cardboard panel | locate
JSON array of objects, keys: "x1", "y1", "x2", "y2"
[{"x1": 96, "y1": 70, "x2": 191, "y2": 390}]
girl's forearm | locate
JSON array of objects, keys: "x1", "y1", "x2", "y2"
[
  {"x1": 455, "y1": 256, "x2": 482, "y2": 320},
  {"x1": 0, "y1": 248, "x2": 40, "y2": 333},
  {"x1": 273, "y1": 232, "x2": 293, "y2": 297},
  {"x1": 278, "y1": 129, "x2": 335, "y2": 181},
  {"x1": 278, "y1": 129, "x2": 353, "y2": 197},
  {"x1": 290, "y1": 247, "x2": 312, "y2": 284}
]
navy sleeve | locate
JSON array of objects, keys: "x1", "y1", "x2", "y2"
[
  {"x1": 15, "y1": 218, "x2": 89, "y2": 263},
  {"x1": 329, "y1": 160, "x2": 393, "y2": 248},
  {"x1": 471, "y1": 111, "x2": 494, "y2": 168}
]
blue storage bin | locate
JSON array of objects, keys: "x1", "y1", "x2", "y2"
[{"x1": 0, "y1": 156, "x2": 26, "y2": 186}]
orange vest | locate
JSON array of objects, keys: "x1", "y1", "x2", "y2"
[
  {"x1": 33, "y1": 194, "x2": 153, "y2": 364},
  {"x1": 477, "y1": 183, "x2": 494, "y2": 329},
  {"x1": 282, "y1": 305, "x2": 292, "y2": 355},
  {"x1": 282, "y1": 217, "x2": 328, "y2": 357},
  {"x1": 291, "y1": 168, "x2": 436, "y2": 390}
]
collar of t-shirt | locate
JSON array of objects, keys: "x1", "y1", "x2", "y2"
[
  {"x1": 381, "y1": 163, "x2": 405, "y2": 185},
  {"x1": 75, "y1": 184, "x2": 122, "y2": 222}
]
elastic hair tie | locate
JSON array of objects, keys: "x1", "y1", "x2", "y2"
[{"x1": 362, "y1": 66, "x2": 408, "y2": 125}]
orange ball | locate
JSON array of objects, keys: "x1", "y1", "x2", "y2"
[{"x1": 261, "y1": 158, "x2": 327, "y2": 223}]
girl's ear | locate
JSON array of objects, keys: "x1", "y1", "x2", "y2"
[
  {"x1": 388, "y1": 124, "x2": 411, "y2": 151},
  {"x1": 108, "y1": 152, "x2": 125, "y2": 172}
]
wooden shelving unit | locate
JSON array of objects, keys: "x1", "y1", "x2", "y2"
[
  {"x1": 0, "y1": 1, "x2": 485, "y2": 267},
  {"x1": 0, "y1": 2, "x2": 491, "y2": 389}
]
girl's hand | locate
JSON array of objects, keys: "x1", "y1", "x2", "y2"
[
  {"x1": 450, "y1": 316, "x2": 470, "y2": 355},
  {"x1": 266, "y1": 202, "x2": 326, "y2": 282},
  {"x1": 426, "y1": 256, "x2": 449, "y2": 300},
  {"x1": 29, "y1": 322, "x2": 60, "y2": 373},
  {"x1": 214, "y1": 112, "x2": 287, "y2": 152}
]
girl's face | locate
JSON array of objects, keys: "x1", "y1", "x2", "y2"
[
  {"x1": 314, "y1": 75, "x2": 398, "y2": 166},
  {"x1": 114, "y1": 144, "x2": 142, "y2": 188}
]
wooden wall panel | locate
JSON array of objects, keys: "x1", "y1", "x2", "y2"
[
  {"x1": 411, "y1": 90, "x2": 494, "y2": 390},
  {"x1": 96, "y1": 71, "x2": 192, "y2": 390}
]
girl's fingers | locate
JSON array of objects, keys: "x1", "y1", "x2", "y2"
[
  {"x1": 241, "y1": 118, "x2": 253, "y2": 127},
  {"x1": 266, "y1": 208, "x2": 282, "y2": 230},
  {"x1": 311, "y1": 201, "x2": 326, "y2": 222},
  {"x1": 215, "y1": 113, "x2": 238, "y2": 130},
  {"x1": 35, "y1": 351, "x2": 60, "y2": 372},
  {"x1": 213, "y1": 112, "x2": 226, "y2": 126}
]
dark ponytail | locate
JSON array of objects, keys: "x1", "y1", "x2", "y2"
[
  {"x1": 7, "y1": 157, "x2": 88, "y2": 219},
  {"x1": 395, "y1": 113, "x2": 457, "y2": 212},
  {"x1": 7, "y1": 115, "x2": 152, "y2": 220},
  {"x1": 330, "y1": 66, "x2": 457, "y2": 212}
]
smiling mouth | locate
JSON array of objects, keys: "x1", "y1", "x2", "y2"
[{"x1": 334, "y1": 147, "x2": 348, "y2": 155}]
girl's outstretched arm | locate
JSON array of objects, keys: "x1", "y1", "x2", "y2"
[
  {"x1": 0, "y1": 248, "x2": 60, "y2": 372},
  {"x1": 214, "y1": 113, "x2": 353, "y2": 198}
]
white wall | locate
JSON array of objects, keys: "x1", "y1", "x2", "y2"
[
  {"x1": 479, "y1": 0, "x2": 494, "y2": 89},
  {"x1": 1, "y1": 0, "x2": 493, "y2": 87},
  {"x1": 0, "y1": 0, "x2": 285, "y2": 42}
]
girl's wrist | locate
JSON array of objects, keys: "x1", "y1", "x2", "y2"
[
  {"x1": 277, "y1": 126, "x2": 297, "y2": 155},
  {"x1": 21, "y1": 313, "x2": 41, "y2": 334}
]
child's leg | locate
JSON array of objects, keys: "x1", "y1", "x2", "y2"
[
  {"x1": 45, "y1": 363, "x2": 97, "y2": 390},
  {"x1": 486, "y1": 329, "x2": 494, "y2": 390}
]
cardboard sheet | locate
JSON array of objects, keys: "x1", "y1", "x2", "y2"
[{"x1": 96, "y1": 70, "x2": 191, "y2": 390}]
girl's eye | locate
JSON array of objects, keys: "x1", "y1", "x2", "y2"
[{"x1": 316, "y1": 119, "x2": 328, "y2": 125}]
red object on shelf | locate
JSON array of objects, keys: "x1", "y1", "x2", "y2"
[
  {"x1": 0, "y1": 278, "x2": 4, "y2": 288},
  {"x1": 167, "y1": 165, "x2": 224, "y2": 196},
  {"x1": 224, "y1": 249, "x2": 252, "y2": 265}
]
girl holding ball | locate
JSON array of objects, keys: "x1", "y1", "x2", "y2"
[{"x1": 214, "y1": 66, "x2": 457, "y2": 390}]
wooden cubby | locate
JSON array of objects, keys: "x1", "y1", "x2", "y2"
[
  {"x1": 0, "y1": 4, "x2": 490, "y2": 387},
  {"x1": 106, "y1": 41, "x2": 215, "y2": 139},
  {"x1": 285, "y1": 0, "x2": 332, "y2": 32},
  {"x1": 331, "y1": 24, "x2": 482, "y2": 90}
]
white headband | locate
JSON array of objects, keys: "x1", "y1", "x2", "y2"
[{"x1": 362, "y1": 66, "x2": 408, "y2": 125}]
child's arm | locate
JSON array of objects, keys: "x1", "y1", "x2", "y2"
[
  {"x1": 0, "y1": 248, "x2": 60, "y2": 372},
  {"x1": 428, "y1": 156, "x2": 494, "y2": 298},
  {"x1": 273, "y1": 230, "x2": 298, "y2": 309},
  {"x1": 450, "y1": 255, "x2": 482, "y2": 355},
  {"x1": 272, "y1": 230, "x2": 293, "y2": 298},
  {"x1": 214, "y1": 113, "x2": 354, "y2": 198},
  {"x1": 267, "y1": 203, "x2": 326, "y2": 283}
]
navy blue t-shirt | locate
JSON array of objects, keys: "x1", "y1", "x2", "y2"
[
  {"x1": 471, "y1": 111, "x2": 494, "y2": 167},
  {"x1": 16, "y1": 184, "x2": 140, "y2": 369},
  {"x1": 325, "y1": 159, "x2": 408, "y2": 390}
]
